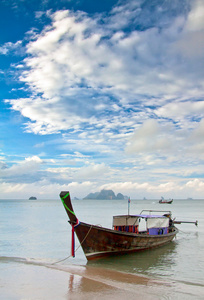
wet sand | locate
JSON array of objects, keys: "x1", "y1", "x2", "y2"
[
  {"x1": 50, "y1": 263, "x2": 167, "y2": 300},
  {"x1": 0, "y1": 257, "x2": 165, "y2": 299},
  {"x1": 1, "y1": 257, "x2": 204, "y2": 299}
]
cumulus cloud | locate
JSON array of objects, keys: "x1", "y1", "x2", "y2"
[
  {"x1": 185, "y1": 0, "x2": 204, "y2": 32},
  {"x1": 5, "y1": 0, "x2": 204, "y2": 137},
  {"x1": 190, "y1": 119, "x2": 204, "y2": 141},
  {"x1": 125, "y1": 119, "x2": 174, "y2": 154},
  {"x1": 0, "y1": 156, "x2": 43, "y2": 182},
  {"x1": 125, "y1": 117, "x2": 204, "y2": 163},
  {"x1": 75, "y1": 163, "x2": 108, "y2": 179},
  {"x1": 98, "y1": 178, "x2": 204, "y2": 199},
  {"x1": 155, "y1": 100, "x2": 204, "y2": 124},
  {"x1": 0, "y1": 41, "x2": 22, "y2": 55},
  {"x1": 186, "y1": 178, "x2": 204, "y2": 190},
  {"x1": 2, "y1": 0, "x2": 204, "y2": 198}
]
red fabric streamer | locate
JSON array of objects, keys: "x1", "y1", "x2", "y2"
[
  {"x1": 71, "y1": 224, "x2": 75, "y2": 257},
  {"x1": 71, "y1": 219, "x2": 79, "y2": 257}
]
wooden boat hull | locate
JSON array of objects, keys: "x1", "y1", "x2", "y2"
[{"x1": 74, "y1": 221, "x2": 178, "y2": 260}]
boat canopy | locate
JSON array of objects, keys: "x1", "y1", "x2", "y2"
[
  {"x1": 113, "y1": 214, "x2": 169, "y2": 229},
  {"x1": 147, "y1": 217, "x2": 169, "y2": 229},
  {"x1": 113, "y1": 215, "x2": 139, "y2": 226}
]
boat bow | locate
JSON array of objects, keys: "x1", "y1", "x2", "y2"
[
  {"x1": 60, "y1": 191, "x2": 80, "y2": 257},
  {"x1": 60, "y1": 191, "x2": 78, "y2": 224}
]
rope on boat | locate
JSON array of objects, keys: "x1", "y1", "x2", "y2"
[
  {"x1": 51, "y1": 224, "x2": 93, "y2": 265},
  {"x1": 78, "y1": 224, "x2": 93, "y2": 247},
  {"x1": 51, "y1": 254, "x2": 73, "y2": 264}
]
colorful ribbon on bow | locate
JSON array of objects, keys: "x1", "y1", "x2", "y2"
[{"x1": 71, "y1": 219, "x2": 80, "y2": 257}]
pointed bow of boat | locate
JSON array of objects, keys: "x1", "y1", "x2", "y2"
[{"x1": 60, "y1": 191, "x2": 77, "y2": 224}]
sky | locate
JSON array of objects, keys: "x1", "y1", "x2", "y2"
[{"x1": 0, "y1": 0, "x2": 204, "y2": 200}]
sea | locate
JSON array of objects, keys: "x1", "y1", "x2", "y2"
[{"x1": 0, "y1": 197, "x2": 204, "y2": 299}]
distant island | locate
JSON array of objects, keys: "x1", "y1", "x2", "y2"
[
  {"x1": 83, "y1": 189, "x2": 128, "y2": 200},
  {"x1": 29, "y1": 196, "x2": 37, "y2": 200}
]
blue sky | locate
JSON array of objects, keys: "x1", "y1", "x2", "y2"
[{"x1": 1, "y1": 0, "x2": 204, "y2": 199}]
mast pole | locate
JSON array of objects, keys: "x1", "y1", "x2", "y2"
[{"x1": 128, "y1": 197, "x2": 130, "y2": 215}]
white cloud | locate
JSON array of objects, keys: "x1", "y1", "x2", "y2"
[
  {"x1": 190, "y1": 119, "x2": 204, "y2": 141},
  {"x1": 186, "y1": 178, "x2": 204, "y2": 190},
  {"x1": 1, "y1": 150, "x2": 204, "y2": 199},
  {"x1": 125, "y1": 119, "x2": 174, "y2": 154},
  {"x1": 0, "y1": 156, "x2": 43, "y2": 179},
  {"x1": 155, "y1": 101, "x2": 204, "y2": 124},
  {"x1": 5, "y1": 3, "x2": 204, "y2": 136},
  {"x1": 174, "y1": 0, "x2": 204, "y2": 62},
  {"x1": 75, "y1": 163, "x2": 108, "y2": 179},
  {"x1": 96, "y1": 179, "x2": 204, "y2": 199},
  {"x1": 1, "y1": 177, "x2": 204, "y2": 199},
  {"x1": 125, "y1": 117, "x2": 204, "y2": 164},
  {"x1": 185, "y1": 0, "x2": 204, "y2": 32},
  {"x1": 0, "y1": 41, "x2": 22, "y2": 55},
  {"x1": 2, "y1": 1, "x2": 204, "y2": 199}
]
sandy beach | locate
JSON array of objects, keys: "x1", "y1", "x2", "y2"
[
  {"x1": 0, "y1": 257, "x2": 165, "y2": 300},
  {"x1": 1, "y1": 257, "x2": 204, "y2": 300},
  {"x1": 50, "y1": 263, "x2": 165, "y2": 300}
]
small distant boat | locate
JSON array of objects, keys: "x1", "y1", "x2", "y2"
[
  {"x1": 29, "y1": 196, "x2": 37, "y2": 200},
  {"x1": 60, "y1": 191, "x2": 180, "y2": 260},
  {"x1": 159, "y1": 197, "x2": 173, "y2": 204}
]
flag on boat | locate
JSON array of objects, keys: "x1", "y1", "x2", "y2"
[{"x1": 128, "y1": 197, "x2": 131, "y2": 203}]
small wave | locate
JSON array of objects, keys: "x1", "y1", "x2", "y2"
[{"x1": 0, "y1": 256, "x2": 54, "y2": 266}]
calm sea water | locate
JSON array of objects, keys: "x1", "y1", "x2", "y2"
[{"x1": 1, "y1": 198, "x2": 204, "y2": 299}]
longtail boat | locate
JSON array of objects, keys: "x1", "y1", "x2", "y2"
[
  {"x1": 159, "y1": 198, "x2": 173, "y2": 204},
  {"x1": 60, "y1": 191, "x2": 197, "y2": 261}
]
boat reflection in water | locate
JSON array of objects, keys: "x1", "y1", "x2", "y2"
[{"x1": 87, "y1": 241, "x2": 177, "y2": 277}]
